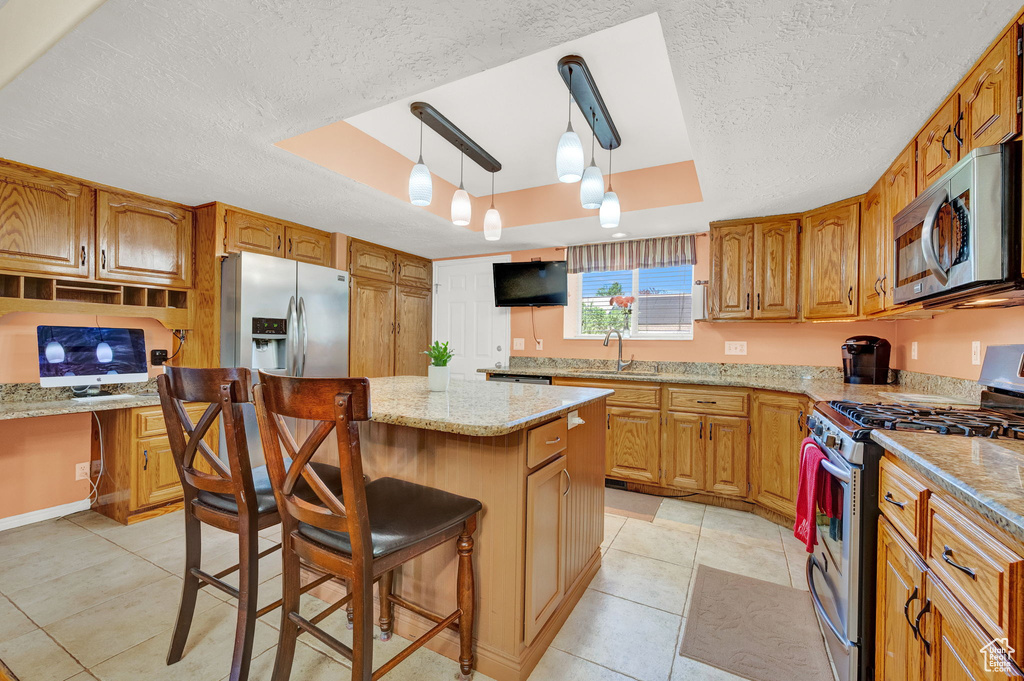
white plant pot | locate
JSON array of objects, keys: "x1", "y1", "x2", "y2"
[{"x1": 428, "y1": 365, "x2": 450, "y2": 392}]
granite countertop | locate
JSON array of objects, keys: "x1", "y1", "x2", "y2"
[
  {"x1": 0, "y1": 393, "x2": 161, "y2": 420},
  {"x1": 365, "y1": 376, "x2": 612, "y2": 437}
]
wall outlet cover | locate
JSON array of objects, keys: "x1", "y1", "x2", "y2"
[
  {"x1": 911, "y1": 341, "x2": 918, "y2": 360},
  {"x1": 972, "y1": 341, "x2": 982, "y2": 365},
  {"x1": 75, "y1": 462, "x2": 90, "y2": 481},
  {"x1": 724, "y1": 341, "x2": 747, "y2": 356},
  {"x1": 535, "y1": 339, "x2": 543, "y2": 351},
  {"x1": 513, "y1": 338, "x2": 524, "y2": 351}
]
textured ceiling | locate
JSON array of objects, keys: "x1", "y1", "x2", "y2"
[{"x1": 0, "y1": 0, "x2": 1019, "y2": 258}]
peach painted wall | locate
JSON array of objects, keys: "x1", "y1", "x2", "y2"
[{"x1": 895, "y1": 307, "x2": 1024, "y2": 381}]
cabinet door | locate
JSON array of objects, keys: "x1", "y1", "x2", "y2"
[
  {"x1": 705, "y1": 416, "x2": 748, "y2": 498},
  {"x1": 883, "y1": 143, "x2": 916, "y2": 304},
  {"x1": 957, "y1": 31, "x2": 1019, "y2": 154},
  {"x1": 802, "y1": 202, "x2": 859, "y2": 319},
  {"x1": 96, "y1": 191, "x2": 193, "y2": 287},
  {"x1": 751, "y1": 392, "x2": 806, "y2": 517},
  {"x1": 752, "y1": 219, "x2": 799, "y2": 319},
  {"x1": 285, "y1": 225, "x2": 332, "y2": 267},
  {"x1": 349, "y1": 277, "x2": 395, "y2": 378},
  {"x1": 917, "y1": 97, "x2": 961, "y2": 192},
  {"x1": 860, "y1": 179, "x2": 886, "y2": 316},
  {"x1": 132, "y1": 436, "x2": 183, "y2": 509},
  {"x1": 606, "y1": 407, "x2": 661, "y2": 483},
  {"x1": 349, "y1": 239, "x2": 395, "y2": 282},
  {"x1": 0, "y1": 162, "x2": 93, "y2": 278},
  {"x1": 224, "y1": 208, "x2": 284, "y2": 257},
  {"x1": 396, "y1": 253, "x2": 432, "y2": 290},
  {"x1": 395, "y1": 285, "x2": 431, "y2": 376},
  {"x1": 525, "y1": 455, "x2": 567, "y2": 645},
  {"x1": 563, "y1": 400, "x2": 606, "y2": 589},
  {"x1": 664, "y1": 412, "x2": 705, "y2": 491},
  {"x1": 876, "y1": 518, "x2": 927, "y2": 681},
  {"x1": 711, "y1": 224, "x2": 753, "y2": 319}
]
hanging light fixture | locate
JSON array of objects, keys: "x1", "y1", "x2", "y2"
[
  {"x1": 600, "y1": 147, "x2": 620, "y2": 228},
  {"x1": 580, "y1": 111, "x2": 604, "y2": 209},
  {"x1": 408, "y1": 116, "x2": 432, "y2": 206},
  {"x1": 451, "y1": 149, "x2": 472, "y2": 226},
  {"x1": 484, "y1": 171, "x2": 501, "y2": 241},
  {"x1": 555, "y1": 68, "x2": 584, "y2": 183}
]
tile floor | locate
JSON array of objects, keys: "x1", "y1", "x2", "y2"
[{"x1": 0, "y1": 493, "x2": 817, "y2": 681}]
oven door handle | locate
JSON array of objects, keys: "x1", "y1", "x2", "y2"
[
  {"x1": 819, "y1": 457, "x2": 852, "y2": 484},
  {"x1": 807, "y1": 554, "x2": 858, "y2": 652},
  {"x1": 920, "y1": 188, "x2": 950, "y2": 286}
]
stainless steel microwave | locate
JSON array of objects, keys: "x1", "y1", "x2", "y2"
[{"x1": 893, "y1": 144, "x2": 1018, "y2": 305}]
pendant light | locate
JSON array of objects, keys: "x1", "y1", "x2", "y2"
[
  {"x1": 579, "y1": 112, "x2": 604, "y2": 209},
  {"x1": 483, "y1": 171, "x2": 501, "y2": 241},
  {"x1": 451, "y1": 150, "x2": 472, "y2": 226},
  {"x1": 555, "y1": 69, "x2": 584, "y2": 183},
  {"x1": 408, "y1": 117, "x2": 432, "y2": 206},
  {"x1": 600, "y1": 147, "x2": 620, "y2": 228}
]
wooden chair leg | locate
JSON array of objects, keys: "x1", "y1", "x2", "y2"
[
  {"x1": 456, "y1": 520, "x2": 476, "y2": 681},
  {"x1": 350, "y1": 573, "x2": 375, "y2": 681},
  {"x1": 377, "y1": 570, "x2": 395, "y2": 641},
  {"x1": 167, "y1": 505, "x2": 202, "y2": 665},
  {"x1": 228, "y1": 519, "x2": 260, "y2": 681},
  {"x1": 346, "y1": 579, "x2": 355, "y2": 630},
  {"x1": 271, "y1": 533, "x2": 301, "y2": 681}
]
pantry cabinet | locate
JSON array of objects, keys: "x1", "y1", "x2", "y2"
[
  {"x1": 802, "y1": 199, "x2": 860, "y2": 319},
  {"x1": 96, "y1": 191, "x2": 194, "y2": 288},
  {"x1": 750, "y1": 391, "x2": 809, "y2": 517},
  {"x1": 710, "y1": 218, "x2": 799, "y2": 321},
  {"x1": 394, "y1": 285, "x2": 431, "y2": 376},
  {"x1": 350, "y1": 239, "x2": 396, "y2": 282},
  {"x1": 350, "y1": 276, "x2": 396, "y2": 378}
]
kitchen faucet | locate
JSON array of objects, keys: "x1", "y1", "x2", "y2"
[{"x1": 603, "y1": 328, "x2": 635, "y2": 372}]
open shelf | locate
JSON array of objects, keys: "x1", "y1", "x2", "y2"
[{"x1": 0, "y1": 274, "x2": 21, "y2": 298}]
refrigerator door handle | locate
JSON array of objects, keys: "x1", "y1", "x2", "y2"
[
  {"x1": 286, "y1": 295, "x2": 298, "y2": 376},
  {"x1": 298, "y1": 297, "x2": 309, "y2": 377}
]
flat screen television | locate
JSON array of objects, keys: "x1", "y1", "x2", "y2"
[
  {"x1": 493, "y1": 261, "x2": 568, "y2": 307},
  {"x1": 37, "y1": 326, "x2": 148, "y2": 387}
]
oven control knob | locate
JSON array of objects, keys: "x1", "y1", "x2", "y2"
[{"x1": 824, "y1": 434, "x2": 837, "y2": 448}]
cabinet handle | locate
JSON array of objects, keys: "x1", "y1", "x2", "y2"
[
  {"x1": 881, "y1": 275, "x2": 887, "y2": 298},
  {"x1": 396, "y1": 322, "x2": 401, "y2": 335},
  {"x1": 708, "y1": 423, "x2": 713, "y2": 441},
  {"x1": 562, "y1": 468, "x2": 571, "y2": 497},
  {"x1": 941, "y1": 545, "x2": 977, "y2": 579},
  {"x1": 696, "y1": 400, "x2": 717, "y2": 404},
  {"x1": 278, "y1": 235, "x2": 282, "y2": 250},
  {"x1": 699, "y1": 421, "x2": 703, "y2": 439},
  {"x1": 847, "y1": 286, "x2": 853, "y2": 305},
  {"x1": 391, "y1": 322, "x2": 395, "y2": 334},
  {"x1": 940, "y1": 126, "x2": 951, "y2": 158},
  {"x1": 745, "y1": 293, "x2": 750, "y2": 310},
  {"x1": 914, "y1": 600, "x2": 932, "y2": 655},
  {"x1": 288, "y1": 238, "x2": 292, "y2": 254},
  {"x1": 884, "y1": 492, "x2": 906, "y2": 509},
  {"x1": 903, "y1": 586, "x2": 920, "y2": 639},
  {"x1": 80, "y1": 246, "x2": 86, "y2": 266},
  {"x1": 398, "y1": 263, "x2": 402, "y2": 276},
  {"x1": 607, "y1": 414, "x2": 610, "y2": 429},
  {"x1": 101, "y1": 249, "x2": 106, "y2": 269},
  {"x1": 546, "y1": 437, "x2": 561, "y2": 445},
  {"x1": 143, "y1": 449, "x2": 148, "y2": 471},
  {"x1": 953, "y1": 111, "x2": 964, "y2": 147},
  {"x1": 756, "y1": 293, "x2": 760, "y2": 310},
  {"x1": 798, "y1": 410, "x2": 804, "y2": 430}
]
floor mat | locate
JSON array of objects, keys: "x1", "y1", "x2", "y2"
[{"x1": 604, "y1": 488, "x2": 662, "y2": 521}]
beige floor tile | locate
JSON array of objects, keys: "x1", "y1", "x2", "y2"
[
  {"x1": 134, "y1": 526, "x2": 242, "y2": 574},
  {"x1": 220, "y1": 539, "x2": 284, "y2": 592},
  {"x1": 700, "y1": 507, "x2": 784, "y2": 552},
  {"x1": 7, "y1": 554, "x2": 169, "y2": 627},
  {"x1": 693, "y1": 536, "x2": 791, "y2": 587},
  {"x1": 45, "y1": 574, "x2": 220, "y2": 668},
  {"x1": 528, "y1": 647, "x2": 635, "y2": 681},
  {"x1": 610, "y1": 518, "x2": 699, "y2": 567},
  {"x1": 601, "y1": 514, "x2": 626, "y2": 551},
  {"x1": 65, "y1": 674, "x2": 99, "y2": 681},
  {"x1": 671, "y1": 655, "x2": 748, "y2": 680},
  {"x1": 653, "y1": 499, "x2": 706, "y2": 533},
  {"x1": 0, "y1": 519, "x2": 93, "y2": 564},
  {"x1": 552, "y1": 590, "x2": 679, "y2": 681},
  {"x1": 90, "y1": 602, "x2": 277, "y2": 681},
  {"x1": 93, "y1": 511, "x2": 186, "y2": 552},
  {"x1": 0, "y1": 628, "x2": 84, "y2": 681},
  {"x1": 590, "y1": 549, "x2": 692, "y2": 615},
  {"x1": 253, "y1": 573, "x2": 336, "y2": 631},
  {"x1": 302, "y1": 617, "x2": 409, "y2": 666},
  {"x1": 0, "y1": 594, "x2": 36, "y2": 644},
  {"x1": 65, "y1": 511, "x2": 123, "y2": 534},
  {"x1": 235, "y1": 640, "x2": 344, "y2": 681},
  {"x1": 786, "y1": 552, "x2": 809, "y2": 591},
  {"x1": 0, "y1": 533, "x2": 128, "y2": 594}
]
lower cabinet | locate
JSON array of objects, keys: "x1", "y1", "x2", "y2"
[
  {"x1": 606, "y1": 407, "x2": 661, "y2": 483},
  {"x1": 395, "y1": 285, "x2": 431, "y2": 376},
  {"x1": 664, "y1": 412, "x2": 704, "y2": 491},
  {"x1": 133, "y1": 436, "x2": 182, "y2": 509},
  {"x1": 349, "y1": 276, "x2": 432, "y2": 379},
  {"x1": 705, "y1": 416, "x2": 749, "y2": 498},
  {"x1": 876, "y1": 517, "x2": 926, "y2": 681},
  {"x1": 524, "y1": 454, "x2": 568, "y2": 645},
  {"x1": 751, "y1": 391, "x2": 810, "y2": 517}
]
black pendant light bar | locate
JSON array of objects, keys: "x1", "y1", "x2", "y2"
[
  {"x1": 557, "y1": 55, "x2": 621, "y2": 150},
  {"x1": 410, "y1": 102, "x2": 501, "y2": 173}
]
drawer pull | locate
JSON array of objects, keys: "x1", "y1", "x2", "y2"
[
  {"x1": 914, "y1": 600, "x2": 932, "y2": 655},
  {"x1": 884, "y1": 492, "x2": 906, "y2": 509},
  {"x1": 562, "y1": 468, "x2": 571, "y2": 497},
  {"x1": 903, "y1": 586, "x2": 920, "y2": 639},
  {"x1": 545, "y1": 437, "x2": 561, "y2": 445},
  {"x1": 143, "y1": 449, "x2": 149, "y2": 471},
  {"x1": 80, "y1": 245, "x2": 86, "y2": 266},
  {"x1": 696, "y1": 400, "x2": 717, "y2": 404},
  {"x1": 941, "y1": 545, "x2": 977, "y2": 579}
]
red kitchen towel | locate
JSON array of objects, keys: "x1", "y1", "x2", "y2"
[{"x1": 794, "y1": 437, "x2": 827, "y2": 552}]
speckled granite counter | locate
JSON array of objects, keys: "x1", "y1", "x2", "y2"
[
  {"x1": 365, "y1": 376, "x2": 612, "y2": 437},
  {"x1": 0, "y1": 384, "x2": 161, "y2": 421}
]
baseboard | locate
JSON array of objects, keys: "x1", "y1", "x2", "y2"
[{"x1": 0, "y1": 499, "x2": 91, "y2": 533}]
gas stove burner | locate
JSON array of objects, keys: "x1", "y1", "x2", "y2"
[{"x1": 827, "y1": 400, "x2": 1024, "y2": 439}]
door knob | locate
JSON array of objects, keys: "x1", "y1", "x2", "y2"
[{"x1": 496, "y1": 345, "x2": 502, "y2": 352}]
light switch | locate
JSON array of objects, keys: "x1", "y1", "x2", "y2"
[
  {"x1": 513, "y1": 338, "x2": 524, "y2": 351},
  {"x1": 724, "y1": 341, "x2": 747, "y2": 356},
  {"x1": 911, "y1": 342, "x2": 918, "y2": 360}
]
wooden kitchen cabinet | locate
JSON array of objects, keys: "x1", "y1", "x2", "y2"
[
  {"x1": 860, "y1": 178, "x2": 887, "y2": 316},
  {"x1": 710, "y1": 223, "x2": 754, "y2": 319},
  {"x1": 133, "y1": 436, "x2": 182, "y2": 509},
  {"x1": 802, "y1": 199, "x2": 860, "y2": 319},
  {"x1": 223, "y1": 207, "x2": 284, "y2": 257},
  {"x1": 704, "y1": 415, "x2": 749, "y2": 499},
  {"x1": 917, "y1": 97, "x2": 961, "y2": 192},
  {"x1": 606, "y1": 407, "x2": 661, "y2": 483},
  {"x1": 664, "y1": 412, "x2": 705, "y2": 491},
  {"x1": 524, "y1": 454, "x2": 568, "y2": 645},
  {"x1": 96, "y1": 191, "x2": 194, "y2": 288},
  {"x1": 397, "y1": 252, "x2": 432, "y2": 290},
  {"x1": 350, "y1": 239, "x2": 396, "y2": 282},
  {"x1": 394, "y1": 285, "x2": 431, "y2": 376},
  {"x1": 753, "y1": 219, "x2": 800, "y2": 319},
  {"x1": 881, "y1": 142, "x2": 917, "y2": 305},
  {"x1": 956, "y1": 30, "x2": 1020, "y2": 154},
  {"x1": 750, "y1": 391, "x2": 807, "y2": 517},
  {"x1": 0, "y1": 161, "x2": 94, "y2": 278},
  {"x1": 350, "y1": 276, "x2": 396, "y2": 378},
  {"x1": 285, "y1": 224, "x2": 332, "y2": 267},
  {"x1": 876, "y1": 518, "x2": 927, "y2": 681}
]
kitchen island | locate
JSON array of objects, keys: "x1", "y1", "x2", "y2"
[{"x1": 348, "y1": 377, "x2": 612, "y2": 681}]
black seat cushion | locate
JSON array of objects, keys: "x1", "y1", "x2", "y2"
[
  {"x1": 297, "y1": 477, "x2": 482, "y2": 559},
  {"x1": 196, "y1": 461, "x2": 343, "y2": 516}
]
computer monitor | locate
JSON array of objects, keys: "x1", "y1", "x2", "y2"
[{"x1": 37, "y1": 326, "x2": 148, "y2": 388}]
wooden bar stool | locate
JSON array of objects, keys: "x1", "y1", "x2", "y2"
[
  {"x1": 252, "y1": 371, "x2": 481, "y2": 681},
  {"x1": 158, "y1": 367, "x2": 343, "y2": 681}
]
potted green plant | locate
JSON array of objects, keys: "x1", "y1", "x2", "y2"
[{"x1": 423, "y1": 341, "x2": 454, "y2": 392}]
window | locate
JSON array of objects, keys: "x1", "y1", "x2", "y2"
[{"x1": 564, "y1": 265, "x2": 694, "y2": 340}]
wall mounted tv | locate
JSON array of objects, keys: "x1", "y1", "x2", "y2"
[{"x1": 493, "y1": 261, "x2": 568, "y2": 307}]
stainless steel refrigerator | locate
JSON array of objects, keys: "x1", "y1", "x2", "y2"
[{"x1": 220, "y1": 251, "x2": 349, "y2": 460}]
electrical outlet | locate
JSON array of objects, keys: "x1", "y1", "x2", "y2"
[
  {"x1": 535, "y1": 339, "x2": 543, "y2": 351},
  {"x1": 513, "y1": 338, "x2": 524, "y2": 351},
  {"x1": 75, "y1": 462, "x2": 90, "y2": 481},
  {"x1": 724, "y1": 341, "x2": 747, "y2": 356},
  {"x1": 972, "y1": 341, "x2": 982, "y2": 365},
  {"x1": 911, "y1": 342, "x2": 918, "y2": 360}
]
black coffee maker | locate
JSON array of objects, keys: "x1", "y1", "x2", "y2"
[{"x1": 842, "y1": 336, "x2": 891, "y2": 384}]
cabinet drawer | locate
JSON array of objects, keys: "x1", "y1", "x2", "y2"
[
  {"x1": 926, "y1": 494, "x2": 1024, "y2": 643},
  {"x1": 879, "y1": 457, "x2": 929, "y2": 550},
  {"x1": 136, "y1": 403, "x2": 209, "y2": 438},
  {"x1": 667, "y1": 387, "x2": 749, "y2": 416},
  {"x1": 528, "y1": 417, "x2": 568, "y2": 468},
  {"x1": 552, "y1": 378, "x2": 660, "y2": 408}
]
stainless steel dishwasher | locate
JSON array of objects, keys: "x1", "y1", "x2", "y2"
[{"x1": 488, "y1": 373, "x2": 552, "y2": 385}]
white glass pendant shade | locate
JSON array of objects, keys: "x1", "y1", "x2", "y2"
[
  {"x1": 451, "y1": 185, "x2": 471, "y2": 226},
  {"x1": 556, "y1": 123, "x2": 584, "y2": 183},
  {"x1": 483, "y1": 207, "x2": 502, "y2": 241},
  {"x1": 96, "y1": 341, "x2": 113, "y2": 363},
  {"x1": 600, "y1": 190, "x2": 620, "y2": 228},
  {"x1": 408, "y1": 156, "x2": 432, "y2": 206},
  {"x1": 45, "y1": 341, "x2": 65, "y2": 364},
  {"x1": 580, "y1": 162, "x2": 604, "y2": 209}
]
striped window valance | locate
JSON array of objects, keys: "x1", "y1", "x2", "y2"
[{"x1": 566, "y1": 235, "x2": 697, "y2": 274}]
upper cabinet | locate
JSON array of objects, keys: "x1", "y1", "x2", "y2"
[
  {"x1": 349, "y1": 239, "x2": 396, "y2": 282},
  {"x1": 710, "y1": 223, "x2": 754, "y2": 319},
  {"x1": 753, "y1": 219, "x2": 799, "y2": 319},
  {"x1": 284, "y1": 224, "x2": 332, "y2": 267},
  {"x1": 0, "y1": 162, "x2": 94, "y2": 278},
  {"x1": 956, "y1": 30, "x2": 1020, "y2": 153},
  {"x1": 859, "y1": 179, "x2": 886, "y2": 317},
  {"x1": 396, "y1": 253, "x2": 432, "y2": 290},
  {"x1": 802, "y1": 199, "x2": 860, "y2": 319},
  {"x1": 916, "y1": 96, "x2": 961, "y2": 192},
  {"x1": 221, "y1": 204, "x2": 333, "y2": 268},
  {"x1": 96, "y1": 191, "x2": 194, "y2": 288}
]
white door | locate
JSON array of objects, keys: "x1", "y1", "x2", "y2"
[{"x1": 433, "y1": 255, "x2": 510, "y2": 382}]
